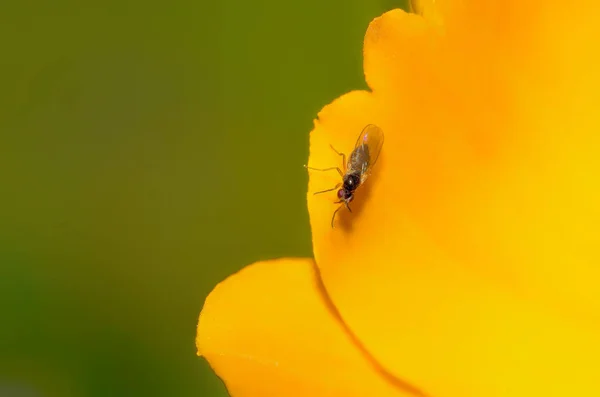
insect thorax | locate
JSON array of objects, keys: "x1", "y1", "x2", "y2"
[{"x1": 343, "y1": 172, "x2": 361, "y2": 190}]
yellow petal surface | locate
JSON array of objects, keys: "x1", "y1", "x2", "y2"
[
  {"x1": 409, "y1": 0, "x2": 445, "y2": 28},
  {"x1": 196, "y1": 258, "x2": 420, "y2": 397},
  {"x1": 307, "y1": 5, "x2": 600, "y2": 397}
]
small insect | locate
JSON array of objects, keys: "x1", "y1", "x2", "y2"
[{"x1": 305, "y1": 124, "x2": 384, "y2": 227}]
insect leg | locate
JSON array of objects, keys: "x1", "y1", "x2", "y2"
[
  {"x1": 329, "y1": 145, "x2": 346, "y2": 171},
  {"x1": 304, "y1": 165, "x2": 344, "y2": 177},
  {"x1": 314, "y1": 183, "x2": 341, "y2": 195}
]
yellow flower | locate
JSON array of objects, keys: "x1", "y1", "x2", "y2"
[{"x1": 197, "y1": 1, "x2": 600, "y2": 396}]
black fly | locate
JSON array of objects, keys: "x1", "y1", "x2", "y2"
[{"x1": 306, "y1": 124, "x2": 384, "y2": 227}]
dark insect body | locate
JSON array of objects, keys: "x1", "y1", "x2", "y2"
[{"x1": 305, "y1": 124, "x2": 384, "y2": 227}]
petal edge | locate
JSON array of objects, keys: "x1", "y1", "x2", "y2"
[{"x1": 197, "y1": 258, "x2": 413, "y2": 397}]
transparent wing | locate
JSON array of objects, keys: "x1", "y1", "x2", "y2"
[{"x1": 352, "y1": 124, "x2": 384, "y2": 179}]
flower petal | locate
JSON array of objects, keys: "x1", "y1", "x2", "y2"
[
  {"x1": 196, "y1": 258, "x2": 417, "y2": 397},
  {"x1": 307, "y1": 7, "x2": 600, "y2": 397},
  {"x1": 362, "y1": 10, "x2": 441, "y2": 97},
  {"x1": 409, "y1": 0, "x2": 444, "y2": 25}
]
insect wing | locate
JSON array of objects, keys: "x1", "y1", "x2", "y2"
[{"x1": 353, "y1": 124, "x2": 384, "y2": 179}]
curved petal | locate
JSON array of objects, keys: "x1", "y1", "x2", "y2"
[
  {"x1": 307, "y1": 6, "x2": 600, "y2": 397},
  {"x1": 362, "y1": 10, "x2": 441, "y2": 97},
  {"x1": 409, "y1": 0, "x2": 445, "y2": 26},
  {"x1": 196, "y1": 258, "x2": 418, "y2": 397}
]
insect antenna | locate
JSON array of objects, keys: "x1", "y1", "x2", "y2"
[
  {"x1": 331, "y1": 205, "x2": 343, "y2": 228},
  {"x1": 334, "y1": 199, "x2": 352, "y2": 212}
]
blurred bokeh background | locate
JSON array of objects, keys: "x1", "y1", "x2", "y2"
[{"x1": 0, "y1": 1, "x2": 406, "y2": 396}]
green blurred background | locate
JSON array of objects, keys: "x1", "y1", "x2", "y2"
[{"x1": 0, "y1": 1, "x2": 406, "y2": 396}]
